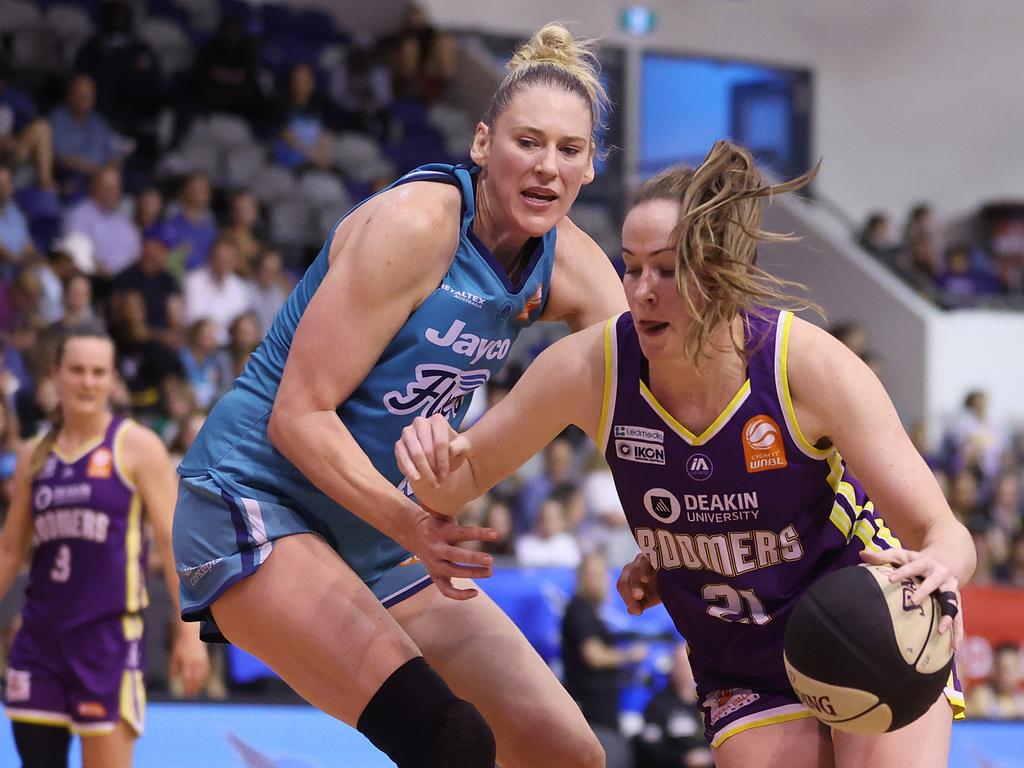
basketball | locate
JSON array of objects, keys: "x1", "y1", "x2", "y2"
[{"x1": 783, "y1": 564, "x2": 954, "y2": 734}]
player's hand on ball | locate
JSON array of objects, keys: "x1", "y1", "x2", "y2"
[
  {"x1": 617, "y1": 553, "x2": 661, "y2": 615},
  {"x1": 409, "y1": 509, "x2": 497, "y2": 601},
  {"x1": 396, "y1": 414, "x2": 470, "y2": 489},
  {"x1": 859, "y1": 547, "x2": 963, "y2": 651}
]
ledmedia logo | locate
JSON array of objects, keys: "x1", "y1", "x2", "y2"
[{"x1": 686, "y1": 453, "x2": 713, "y2": 481}]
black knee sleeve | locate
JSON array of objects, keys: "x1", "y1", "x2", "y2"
[
  {"x1": 12, "y1": 721, "x2": 71, "y2": 768},
  {"x1": 357, "y1": 656, "x2": 496, "y2": 768}
]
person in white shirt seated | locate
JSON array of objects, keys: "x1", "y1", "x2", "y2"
[{"x1": 183, "y1": 236, "x2": 250, "y2": 346}]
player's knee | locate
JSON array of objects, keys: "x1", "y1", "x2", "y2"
[
  {"x1": 435, "y1": 698, "x2": 495, "y2": 767},
  {"x1": 357, "y1": 656, "x2": 495, "y2": 768}
]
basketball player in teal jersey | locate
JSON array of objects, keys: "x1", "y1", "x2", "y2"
[
  {"x1": 397, "y1": 141, "x2": 975, "y2": 768},
  {"x1": 172, "y1": 23, "x2": 624, "y2": 768}
]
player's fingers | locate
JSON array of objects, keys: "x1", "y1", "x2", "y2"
[
  {"x1": 394, "y1": 440, "x2": 420, "y2": 482},
  {"x1": 439, "y1": 544, "x2": 493, "y2": 569},
  {"x1": 433, "y1": 575, "x2": 479, "y2": 601},
  {"x1": 859, "y1": 548, "x2": 909, "y2": 567},
  {"x1": 910, "y1": 570, "x2": 950, "y2": 604},
  {"x1": 450, "y1": 434, "x2": 471, "y2": 470},
  {"x1": 399, "y1": 427, "x2": 439, "y2": 487},
  {"x1": 450, "y1": 524, "x2": 499, "y2": 544},
  {"x1": 429, "y1": 415, "x2": 452, "y2": 480}
]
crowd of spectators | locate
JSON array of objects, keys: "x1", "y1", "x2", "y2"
[{"x1": 857, "y1": 203, "x2": 1024, "y2": 309}]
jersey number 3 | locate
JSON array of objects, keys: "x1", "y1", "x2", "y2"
[
  {"x1": 50, "y1": 545, "x2": 72, "y2": 583},
  {"x1": 702, "y1": 584, "x2": 771, "y2": 625}
]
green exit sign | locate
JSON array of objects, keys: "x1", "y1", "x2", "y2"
[{"x1": 621, "y1": 5, "x2": 657, "y2": 35}]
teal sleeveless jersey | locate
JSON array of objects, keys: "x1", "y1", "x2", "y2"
[{"x1": 178, "y1": 164, "x2": 557, "y2": 582}]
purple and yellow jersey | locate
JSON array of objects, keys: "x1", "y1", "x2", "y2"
[
  {"x1": 600, "y1": 309, "x2": 900, "y2": 696},
  {"x1": 23, "y1": 416, "x2": 147, "y2": 630}
]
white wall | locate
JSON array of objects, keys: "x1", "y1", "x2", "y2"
[{"x1": 421, "y1": 0, "x2": 1024, "y2": 224}]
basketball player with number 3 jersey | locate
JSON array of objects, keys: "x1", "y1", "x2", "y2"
[{"x1": 397, "y1": 142, "x2": 975, "y2": 768}]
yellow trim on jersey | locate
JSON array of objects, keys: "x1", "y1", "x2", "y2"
[
  {"x1": 118, "y1": 669, "x2": 146, "y2": 736},
  {"x1": 946, "y1": 670, "x2": 966, "y2": 720},
  {"x1": 640, "y1": 378, "x2": 751, "y2": 446},
  {"x1": 122, "y1": 613, "x2": 144, "y2": 642},
  {"x1": 597, "y1": 316, "x2": 620, "y2": 453},
  {"x1": 112, "y1": 419, "x2": 137, "y2": 490},
  {"x1": 50, "y1": 414, "x2": 115, "y2": 465},
  {"x1": 125, "y1": 493, "x2": 146, "y2": 613},
  {"x1": 710, "y1": 709, "x2": 818, "y2": 749},
  {"x1": 5, "y1": 709, "x2": 72, "y2": 729},
  {"x1": 776, "y1": 311, "x2": 831, "y2": 460}
]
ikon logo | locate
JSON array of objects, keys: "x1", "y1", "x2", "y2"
[
  {"x1": 615, "y1": 439, "x2": 666, "y2": 465},
  {"x1": 686, "y1": 453, "x2": 713, "y2": 481}
]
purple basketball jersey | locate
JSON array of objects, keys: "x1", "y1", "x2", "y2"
[
  {"x1": 600, "y1": 310, "x2": 899, "y2": 696},
  {"x1": 23, "y1": 416, "x2": 147, "y2": 630}
]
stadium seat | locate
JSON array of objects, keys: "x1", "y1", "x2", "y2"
[
  {"x1": 332, "y1": 132, "x2": 393, "y2": 184},
  {"x1": 250, "y1": 165, "x2": 297, "y2": 203},
  {"x1": 225, "y1": 143, "x2": 267, "y2": 190},
  {"x1": 0, "y1": 0, "x2": 41, "y2": 33},
  {"x1": 139, "y1": 17, "x2": 193, "y2": 75},
  {"x1": 205, "y1": 113, "x2": 254, "y2": 149},
  {"x1": 179, "y1": 139, "x2": 222, "y2": 178},
  {"x1": 298, "y1": 170, "x2": 350, "y2": 209},
  {"x1": 269, "y1": 197, "x2": 313, "y2": 248}
]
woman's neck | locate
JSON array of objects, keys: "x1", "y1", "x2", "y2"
[
  {"x1": 647, "y1": 318, "x2": 747, "y2": 414},
  {"x1": 472, "y1": 176, "x2": 530, "y2": 267},
  {"x1": 58, "y1": 411, "x2": 112, "y2": 447}
]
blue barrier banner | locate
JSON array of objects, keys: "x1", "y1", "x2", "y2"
[{"x1": 0, "y1": 703, "x2": 1018, "y2": 766}]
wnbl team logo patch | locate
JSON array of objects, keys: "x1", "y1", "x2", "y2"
[
  {"x1": 742, "y1": 415, "x2": 787, "y2": 473},
  {"x1": 686, "y1": 453, "x2": 713, "y2": 481}
]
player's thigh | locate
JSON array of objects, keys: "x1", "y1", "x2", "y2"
[
  {"x1": 713, "y1": 716, "x2": 833, "y2": 768},
  {"x1": 210, "y1": 533, "x2": 419, "y2": 726},
  {"x1": 389, "y1": 578, "x2": 604, "y2": 768},
  {"x1": 832, "y1": 693, "x2": 951, "y2": 768},
  {"x1": 80, "y1": 720, "x2": 135, "y2": 768}
]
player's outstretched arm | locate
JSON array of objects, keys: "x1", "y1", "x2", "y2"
[
  {"x1": 787, "y1": 316, "x2": 975, "y2": 646},
  {"x1": 0, "y1": 443, "x2": 38, "y2": 600},
  {"x1": 127, "y1": 423, "x2": 210, "y2": 696},
  {"x1": 397, "y1": 321, "x2": 607, "y2": 514}
]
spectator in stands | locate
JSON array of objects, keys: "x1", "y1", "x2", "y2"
[
  {"x1": 107, "y1": 289, "x2": 185, "y2": 418},
  {"x1": 480, "y1": 499, "x2": 515, "y2": 558},
  {"x1": 948, "y1": 469, "x2": 982, "y2": 527},
  {"x1": 516, "y1": 434, "x2": 579, "y2": 534},
  {"x1": 936, "y1": 242, "x2": 1001, "y2": 307},
  {"x1": 273, "y1": 64, "x2": 331, "y2": 171},
  {"x1": 222, "y1": 190, "x2": 264, "y2": 276},
  {"x1": 179, "y1": 318, "x2": 224, "y2": 411},
  {"x1": 0, "y1": 64, "x2": 55, "y2": 191},
  {"x1": 35, "y1": 233, "x2": 95, "y2": 328},
  {"x1": 562, "y1": 552, "x2": 648, "y2": 768},
  {"x1": 50, "y1": 74, "x2": 131, "y2": 198},
  {"x1": 515, "y1": 497, "x2": 582, "y2": 568},
  {"x1": 113, "y1": 224, "x2": 182, "y2": 335},
  {"x1": 857, "y1": 211, "x2": 897, "y2": 262},
  {"x1": 966, "y1": 643, "x2": 1024, "y2": 719},
  {"x1": 1006, "y1": 532, "x2": 1024, "y2": 588},
  {"x1": 327, "y1": 43, "x2": 394, "y2": 141},
  {"x1": 634, "y1": 644, "x2": 713, "y2": 768},
  {"x1": 950, "y1": 389, "x2": 1006, "y2": 480},
  {"x1": 248, "y1": 249, "x2": 289, "y2": 334},
  {"x1": 64, "y1": 165, "x2": 141, "y2": 278},
  {"x1": 15, "y1": 373, "x2": 57, "y2": 439},
  {"x1": 0, "y1": 162, "x2": 34, "y2": 272},
  {"x1": 0, "y1": 270, "x2": 43, "y2": 336},
  {"x1": 192, "y1": 16, "x2": 264, "y2": 128},
  {"x1": 581, "y1": 451, "x2": 635, "y2": 567},
  {"x1": 133, "y1": 185, "x2": 164, "y2": 232},
  {"x1": 183, "y1": 236, "x2": 250, "y2": 345},
  {"x1": 393, "y1": 2, "x2": 457, "y2": 104},
  {"x1": 163, "y1": 172, "x2": 218, "y2": 271},
  {"x1": 38, "y1": 273, "x2": 105, "y2": 366},
  {"x1": 74, "y1": 0, "x2": 163, "y2": 173},
  {"x1": 214, "y1": 310, "x2": 261, "y2": 395}
]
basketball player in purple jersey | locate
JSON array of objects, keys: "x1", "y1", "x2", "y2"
[
  {"x1": 397, "y1": 141, "x2": 975, "y2": 767},
  {"x1": 0, "y1": 331, "x2": 208, "y2": 767}
]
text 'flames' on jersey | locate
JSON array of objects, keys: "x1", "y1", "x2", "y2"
[{"x1": 600, "y1": 309, "x2": 900, "y2": 696}]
